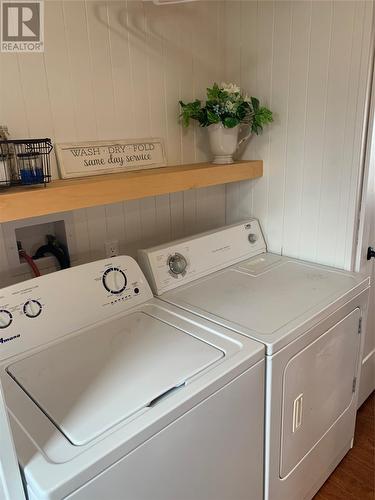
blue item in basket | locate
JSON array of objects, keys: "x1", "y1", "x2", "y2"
[
  {"x1": 20, "y1": 166, "x2": 44, "y2": 185},
  {"x1": 17, "y1": 152, "x2": 44, "y2": 185}
]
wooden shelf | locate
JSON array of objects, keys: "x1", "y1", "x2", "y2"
[{"x1": 0, "y1": 160, "x2": 262, "y2": 223}]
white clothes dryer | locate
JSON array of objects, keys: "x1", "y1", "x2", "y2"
[
  {"x1": 0, "y1": 256, "x2": 264, "y2": 500},
  {"x1": 139, "y1": 219, "x2": 370, "y2": 500}
]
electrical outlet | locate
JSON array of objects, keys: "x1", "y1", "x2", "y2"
[{"x1": 105, "y1": 240, "x2": 119, "y2": 258}]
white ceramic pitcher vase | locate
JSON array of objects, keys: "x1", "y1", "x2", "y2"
[{"x1": 207, "y1": 123, "x2": 251, "y2": 164}]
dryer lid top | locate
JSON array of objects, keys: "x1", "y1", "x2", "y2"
[
  {"x1": 7, "y1": 312, "x2": 223, "y2": 445},
  {"x1": 164, "y1": 258, "x2": 363, "y2": 342}
]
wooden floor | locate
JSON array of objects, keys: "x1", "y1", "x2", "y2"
[{"x1": 314, "y1": 392, "x2": 374, "y2": 500}]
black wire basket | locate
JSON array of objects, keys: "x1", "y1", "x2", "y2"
[{"x1": 0, "y1": 138, "x2": 53, "y2": 188}]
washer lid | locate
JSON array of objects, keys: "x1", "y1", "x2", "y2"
[{"x1": 7, "y1": 312, "x2": 223, "y2": 446}]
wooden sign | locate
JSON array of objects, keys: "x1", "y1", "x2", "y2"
[{"x1": 56, "y1": 138, "x2": 166, "y2": 179}]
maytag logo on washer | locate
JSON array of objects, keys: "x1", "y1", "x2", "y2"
[
  {"x1": 1, "y1": 0, "x2": 44, "y2": 52},
  {"x1": 0, "y1": 333, "x2": 20, "y2": 344}
]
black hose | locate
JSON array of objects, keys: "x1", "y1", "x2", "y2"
[{"x1": 33, "y1": 235, "x2": 70, "y2": 270}]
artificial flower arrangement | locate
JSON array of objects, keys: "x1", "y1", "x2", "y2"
[{"x1": 179, "y1": 82, "x2": 273, "y2": 134}]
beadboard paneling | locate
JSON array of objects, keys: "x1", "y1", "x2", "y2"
[
  {"x1": 0, "y1": 0, "x2": 372, "y2": 287},
  {"x1": 0, "y1": 0, "x2": 231, "y2": 286},
  {"x1": 224, "y1": 0, "x2": 373, "y2": 269}
]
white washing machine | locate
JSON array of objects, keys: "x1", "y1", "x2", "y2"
[
  {"x1": 139, "y1": 219, "x2": 371, "y2": 500},
  {"x1": 0, "y1": 256, "x2": 265, "y2": 500}
]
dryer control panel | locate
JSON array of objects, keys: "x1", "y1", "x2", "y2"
[
  {"x1": 0, "y1": 256, "x2": 153, "y2": 362},
  {"x1": 139, "y1": 219, "x2": 266, "y2": 295}
]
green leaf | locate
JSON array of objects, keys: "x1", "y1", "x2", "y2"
[
  {"x1": 251, "y1": 96, "x2": 260, "y2": 111},
  {"x1": 251, "y1": 106, "x2": 273, "y2": 134},
  {"x1": 223, "y1": 116, "x2": 239, "y2": 128},
  {"x1": 206, "y1": 82, "x2": 220, "y2": 100},
  {"x1": 179, "y1": 100, "x2": 203, "y2": 127},
  {"x1": 207, "y1": 110, "x2": 220, "y2": 124}
]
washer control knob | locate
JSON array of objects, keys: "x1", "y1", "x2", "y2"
[
  {"x1": 168, "y1": 253, "x2": 187, "y2": 275},
  {"x1": 0, "y1": 310, "x2": 12, "y2": 329},
  {"x1": 23, "y1": 300, "x2": 42, "y2": 318},
  {"x1": 102, "y1": 267, "x2": 127, "y2": 294},
  {"x1": 248, "y1": 233, "x2": 258, "y2": 244}
]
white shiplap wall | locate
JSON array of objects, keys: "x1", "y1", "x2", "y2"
[
  {"x1": 0, "y1": 0, "x2": 235, "y2": 285},
  {"x1": 224, "y1": 0, "x2": 373, "y2": 269},
  {"x1": 0, "y1": 0, "x2": 373, "y2": 286}
]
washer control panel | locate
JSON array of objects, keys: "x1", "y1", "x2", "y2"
[
  {"x1": 0, "y1": 256, "x2": 153, "y2": 362},
  {"x1": 139, "y1": 219, "x2": 266, "y2": 295}
]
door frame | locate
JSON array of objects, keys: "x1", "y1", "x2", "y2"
[{"x1": 353, "y1": 11, "x2": 375, "y2": 272}]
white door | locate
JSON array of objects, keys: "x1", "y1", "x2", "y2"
[
  {"x1": 357, "y1": 178, "x2": 374, "y2": 407},
  {"x1": 356, "y1": 62, "x2": 375, "y2": 408}
]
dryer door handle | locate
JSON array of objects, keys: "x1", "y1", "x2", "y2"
[{"x1": 292, "y1": 393, "x2": 303, "y2": 433}]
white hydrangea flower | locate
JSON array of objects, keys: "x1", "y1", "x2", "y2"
[
  {"x1": 225, "y1": 101, "x2": 235, "y2": 111},
  {"x1": 221, "y1": 82, "x2": 241, "y2": 94}
]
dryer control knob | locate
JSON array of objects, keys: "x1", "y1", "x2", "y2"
[
  {"x1": 0, "y1": 309, "x2": 12, "y2": 329},
  {"x1": 248, "y1": 233, "x2": 258, "y2": 244},
  {"x1": 168, "y1": 253, "x2": 187, "y2": 275},
  {"x1": 102, "y1": 267, "x2": 127, "y2": 294},
  {"x1": 23, "y1": 300, "x2": 42, "y2": 318}
]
